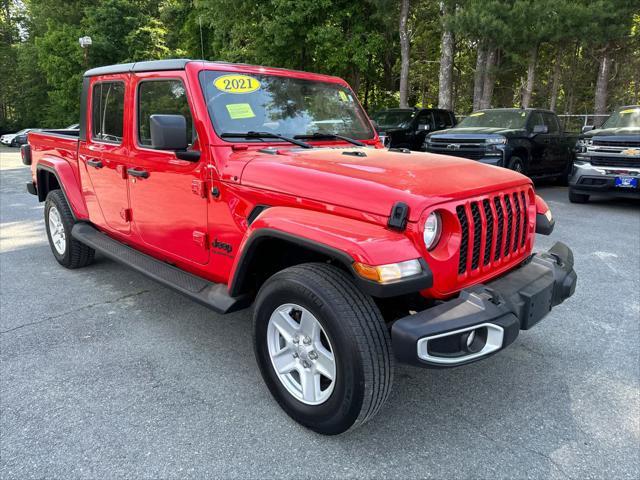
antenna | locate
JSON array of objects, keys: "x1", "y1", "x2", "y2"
[{"x1": 198, "y1": 16, "x2": 205, "y2": 60}]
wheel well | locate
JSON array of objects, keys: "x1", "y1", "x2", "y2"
[
  {"x1": 229, "y1": 235, "x2": 352, "y2": 297},
  {"x1": 512, "y1": 148, "x2": 529, "y2": 165},
  {"x1": 36, "y1": 169, "x2": 61, "y2": 202}
]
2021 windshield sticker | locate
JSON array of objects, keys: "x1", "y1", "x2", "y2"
[{"x1": 214, "y1": 75, "x2": 261, "y2": 94}]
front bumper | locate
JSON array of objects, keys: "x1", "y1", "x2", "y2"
[
  {"x1": 570, "y1": 160, "x2": 640, "y2": 198},
  {"x1": 392, "y1": 242, "x2": 577, "y2": 368}
]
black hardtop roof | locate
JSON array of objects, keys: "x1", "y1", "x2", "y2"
[{"x1": 83, "y1": 58, "x2": 340, "y2": 78}]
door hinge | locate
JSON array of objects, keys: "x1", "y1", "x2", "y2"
[
  {"x1": 193, "y1": 231, "x2": 208, "y2": 249},
  {"x1": 191, "y1": 180, "x2": 207, "y2": 198},
  {"x1": 121, "y1": 208, "x2": 132, "y2": 222}
]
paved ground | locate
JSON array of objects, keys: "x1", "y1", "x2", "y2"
[{"x1": 1, "y1": 144, "x2": 639, "y2": 479}]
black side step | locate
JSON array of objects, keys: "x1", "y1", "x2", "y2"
[{"x1": 71, "y1": 223, "x2": 250, "y2": 314}]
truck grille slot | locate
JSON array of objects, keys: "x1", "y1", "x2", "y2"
[
  {"x1": 590, "y1": 156, "x2": 639, "y2": 168},
  {"x1": 592, "y1": 140, "x2": 640, "y2": 148},
  {"x1": 456, "y1": 190, "x2": 530, "y2": 276},
  {"x1": 482, "y1": 199, "x2": 493, "y2": 266},
  {"x1": 456, "y1": 205, "x2": 469, "y2": 275},
  {"x1": 470, "y1": 203, "x2": 482, "y2": 270},
  {"x1": 519, "y1": 191, "x2": 527, "y2": 248},
  {"x1": 494, "y1": 197, "x2": 504, "y2": 261}
]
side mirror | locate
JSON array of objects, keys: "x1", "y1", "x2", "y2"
[
  {"x1": 150, "y1": 114, "x2": 188, "y2": 151},
  {"x1": 532, "y1": 124, "x2": 548, "y2": 135},
  {"x1": 581, "y1": 125, "x2": 595, "y2": 134}
]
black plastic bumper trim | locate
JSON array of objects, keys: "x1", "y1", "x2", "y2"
[
  {"x1": 391, "y1": 242, "x2": 577, "y2": 368},
  {"x1": 535, "y1": 212, "x2": 555, "y2": 235}
]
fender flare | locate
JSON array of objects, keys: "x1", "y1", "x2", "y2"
[
  {"x1": 36, "y1": 161, "x2": 89, "y2": 220},
  {"x1": 228, "y1": 207, "x2": 432, "y2": 298}
]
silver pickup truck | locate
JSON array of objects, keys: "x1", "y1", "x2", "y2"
[{"x1": 570, "y1": 105, "x2": 640, "y2": 203}]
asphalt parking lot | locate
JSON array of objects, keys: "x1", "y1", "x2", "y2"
[{"x1": 1, "y1": 144, "x2": 638, "y2": 479}]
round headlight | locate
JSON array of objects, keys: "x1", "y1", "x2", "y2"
[{"x1": 423, "y1": 211, "x2": 442, "y2": 251}]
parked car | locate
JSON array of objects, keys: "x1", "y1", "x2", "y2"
[
  {"x1": 424, "y1": 108, "x2": 577, "y2": 180},
  {"x1": 24, "y1": 59, "x2": 576, "y2": 435},
  {"x1": 569, "y1": 105, "x2": 640, "y2": 203},
  {"x1": 1, "y1": 128, "x2": 35, "y2": 147},
  {"x1": 371, "y1": 108, "x2": 456, "y2": 150},
  {"x1": 13, "y1": 129, "x2": 40, "y2": 147}
]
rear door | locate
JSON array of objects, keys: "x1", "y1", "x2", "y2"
[
  {"x1": 126, "y1": 73, "x2": 209, "y2": 265},
  {"x1": 80, "y1": 79, "x2": 131, "y2": 233}
]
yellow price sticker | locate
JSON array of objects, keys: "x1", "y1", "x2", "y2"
[
  {"x1": 469, "y1": 112, "x2": 485, "y2": 117},
  {"x1": 226, "y1": 103, "x2": 255, "y2": 119},
  {"x1": 214, "y1": 74, "x2": 260, "y2": 94},
  {"x1": 619, "y1": 108, "x2": 639, "y2": 114},
  {"x1": 338, "y1": 91, "x2": 349, "y2": 102}
]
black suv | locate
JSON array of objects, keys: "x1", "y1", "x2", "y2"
[
  {"x1": 424, "y1": 108, "x2": 577, "y2": 180},
  {"x1": 371, "y1": 108, "x2": 456, "y2": 150}
]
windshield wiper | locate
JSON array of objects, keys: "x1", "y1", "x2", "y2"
[
  {"x1": 221, "y1": 131, "x2": 312, "y2": 149},
  {"x1": 293, "y1": 133, "x2": 366, "y2": 147}
]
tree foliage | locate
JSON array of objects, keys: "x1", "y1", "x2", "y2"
[{"x1": 0, "y1": 0, "x2": 638, "y2": 133}]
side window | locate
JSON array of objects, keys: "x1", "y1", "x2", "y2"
[
  {"x1": 416, "y1": 111, "x2": 433, "y2": 130},
  {"x1": 91, "y1": 82, "x2": 125, "y2": 143},
  {"x1": 542, "y1": 113, "x2": 559, "y2": 134},
  {"x1": 529, "y1": 112, "x2": 545, "y2": 131},
  {"x1": 138, "y1": 79, "x2": 194, "y2": 147},
  {"x1": 434, "y1": 110, "x2": 452, "y2": 128}
]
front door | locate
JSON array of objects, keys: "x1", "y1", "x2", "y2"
[
  {"x1": 80, "y1": 79, "x2": 131, "y2": 234},
  {"x1": 528, "y1": 112, "x2": 554, "y2": 174},
  {"x1": 127, "y1": 74, "x2": 209, "y2": 265}
]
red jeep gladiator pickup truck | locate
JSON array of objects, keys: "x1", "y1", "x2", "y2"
[{"x1": 23, "y1": 59, "x2": 576, "y2": 435}]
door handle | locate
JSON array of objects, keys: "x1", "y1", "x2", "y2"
[
  {"x1": 126, "y1": 168, "x2": 149, "y2": 179},
  {"x1": 87, "y1": 159, "x2": 103, "y2": 169}
]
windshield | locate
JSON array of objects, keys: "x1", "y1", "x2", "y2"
[
  {"x1": 602, "y1": 107, "x2": 640, "y2": 128},
  {"x1": 372, "y1": 110, "x2": 415, "y2": 129},
  {"x1": 199, "y1": 71, "x2": 374, "y2": 141},
  {"x1": 458, "y1": 110, "x2": 528, "y2": 129}
]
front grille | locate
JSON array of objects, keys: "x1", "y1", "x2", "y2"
[
  {"x1": 428, "y1": 146, "x2": 486, "y2": 160},
  {"x1": 590, "y1": 156, "x2": 640, "y2": 168},
  {"x1": 456, "y1": 190, "x2": 530, "y2": 276},
  {"x1": 430, "y1": 137, "x2": 486, "y2": 144},
  {"x1": 592, "y1": 140, "x2": 640, "y2": 148}
]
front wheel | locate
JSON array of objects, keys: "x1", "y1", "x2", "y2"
[
  {"x1": 568, "y1": 188, "x2": 589, "y2": 204},
  {"x1": 507, "y1": 156, "x2": 527, "y2": 175},
  {"x1": 253, "y1": 263, "x2": 393, "y2": 435}
]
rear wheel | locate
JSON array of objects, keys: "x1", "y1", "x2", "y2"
[
  {"x1": 45, "y1": 190, "x2": 95, "y2": 268},
  {"x1": 568, "y1": 188, "x2": 589, "y2": 204},
  {"x1": 253, "y1": 263, "x2": 393, "y2": 435}
]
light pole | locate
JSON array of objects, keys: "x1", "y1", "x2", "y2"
[{"x1": 79, "y1": 36, "x2": 92, "y2": 69}]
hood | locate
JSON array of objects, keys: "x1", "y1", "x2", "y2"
[
  {"x1": 239, "y1": 147, "x2": 530, "y2": 222},
  {"x1": 430, "y1": 127, "x2": 524, "y2": 137},
  {"x1": 586, "y1": 127, "x2": 640, "y2": 139}
]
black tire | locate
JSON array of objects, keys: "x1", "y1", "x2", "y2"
[
  {"x1": 507, "y1": 156, "x2": 527, "y2": 175},
  {"x1": 44, "y1": 190, "x2": 95, "y2": 268},
  {"x1": 253, "y1": 263, "x2": 393, "y2": 435},
  {"x1": 556, "y1": 156, "x2": 574, "y2": 186},
  {"x1": 568, "y1": 188, "x2": 589, "y2": 204}
]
